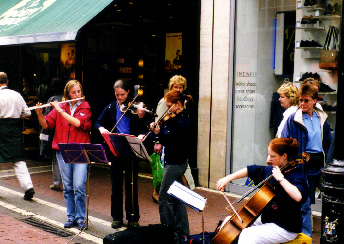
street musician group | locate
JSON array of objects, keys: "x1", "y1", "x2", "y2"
[{"x1": 1, "y1": 70, "x2": 322, "y2": 244}]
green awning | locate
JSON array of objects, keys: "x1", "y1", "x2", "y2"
[{"x1": 0, "y1": 0, "x2": 113, "y2": 46}]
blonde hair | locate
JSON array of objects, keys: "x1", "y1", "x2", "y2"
[
  {"x1": 168, "y1": 75, "x2": 187, "y2": 91},
  {"x1": 277, "y1": 82, "x2": 299, "y2": 106},
  {"x1": 63, "y1": 80, "x2": 85, "y2": 101}
]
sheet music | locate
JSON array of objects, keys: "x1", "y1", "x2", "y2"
[
  {"x1": 104, "y1": 133, "x2": 152, "y2": 162},
  {"x1": 124, "y1": 135, "x2": 152, "y2": 162}
]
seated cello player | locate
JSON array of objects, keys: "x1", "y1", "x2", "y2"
[{"x1": 216, "y1": 138, "x2": 308, "y2": 244}]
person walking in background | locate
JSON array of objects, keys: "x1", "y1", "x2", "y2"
[
  {"x1": 94, "y1": 80, "x2": 146, "y2": 229},
  {"x1": 152, "y1": 75, "x2": 195, "y2": 203},
  {"x1": 0, "y1": 72, "x2": 35, "y2": 201},
  {"x1": 39, "y1": 77, "x2": 65, "y2": 191},
  {"x1": 35, "y1": 80, "x2": 91, "y2": 230},
  {"x1": 216, "y1": 138, "x2": 308, "y2": 244},
  {"x1": 276, "y1": 82, "x2": 299, "y2": 138},
  {"x1": 281, "y1": 83, "x2": 332, "y2": 237},
  {"x1": 149, "y1": 90, "x2": 193, "y2": 244}
]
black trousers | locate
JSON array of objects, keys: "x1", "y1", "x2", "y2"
[{"x1": 110, "y1": 154, "x2": 140, "y2": 222}]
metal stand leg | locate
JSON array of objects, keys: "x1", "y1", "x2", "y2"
[
  {"x1": 130, "y1": 158, "x2": 135, "y2": 226},
  {"x1": 202, "y1": 211, "x2": 205, "y2": 244}
]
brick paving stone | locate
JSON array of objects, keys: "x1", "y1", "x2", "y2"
[{"x1": 0, "y1": 213, "x2": 68, "y2": 243}]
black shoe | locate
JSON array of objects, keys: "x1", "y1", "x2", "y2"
[
  {"x1": 312, "y1": 72, "x2": 320, "y2": 80},
  {"x1": 111, "y1": 220, "x2": 123, "y2": 229},
  {"x1": 300, "y1": 72, "x2": 309, "y2": 81},
  {"x1": 323, "y1": 4, "x2": 333, "y2": 15},
  {"x1": 309, "y1": 15, "x2": 318, "y2": 24},
  {"x1": 309, "y1": 0, "x2": 316, "y2": 6},
  {"x1": 319, "y1": 82, "x2": 336, "y2": 92},
  {"x1": 128, "y1": 221, "x2": 140, "y2": 229},
  {"x1": 310, "y1": 40, "x2": 322, "y2": 47},
  {"x1": 301, "y1": 16, "x2": 311, "y2": 24},
  {"x1": 24, "y1": 188, "x2": 35, "y2": 200}
]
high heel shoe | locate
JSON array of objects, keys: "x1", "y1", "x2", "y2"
[{"x1": 323, "y1": 4, "x2": 333, "y2": 15}]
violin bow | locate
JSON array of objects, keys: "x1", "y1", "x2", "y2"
[
  {"x1": 110, "y1": 93, "x2": 140, "y2": 133},
  {"x1": 141, "y1": 104, "x2": 175, "y2": 142},
  {"x1": 221, "y1": 191, "x2": 244, "y2": 224},
  {"x1": 235, "y1": 157, "x2": 305, "y2": 204}
]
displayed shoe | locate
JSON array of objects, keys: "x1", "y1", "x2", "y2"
[
  {"x1": 310, "y1": 40, "x2": 322, "y2": 47},
  {"x1": 319, "y1": 82, "x2": 336, "y2": 92},
  {"x1": 64, "y1": 219, "x2": 77, "y2": 228},
  {"x1": 323, "y1": 4, "x2": 333, "y2": 15},
  {"x1": 332, "y1": 3, "x2": 339, "y2": 14},
  {"x1": 304, "y1": 0, "x2": 311, "y2": 6},
  {"x1": 301, "y1": 15, "x2": 311, "y2": 24},
  {"x1": 309, "y1": 0, "x2": 316, "y2": 6},
  {"x1": 312, "y1": 72, "x2": 320, "y2": 80},
  {"x1": 127, "y1": 221, "x2": 140, "y2": 229},
  {"x1": 78, "y1": 220, "x2": 87, "y2": 230},
  {"x1": 50, "y1": 184, "x2": 61, "y2": 191},
  {"x1": 24, "y1": 188, "x2": 35, "y2": 200},
  {"x1": 309, "y1": 15, "x2": 318, "y2": 24},
  {"x1": 111, "y1": 220, "x2": 123, "y2": 229},
  {"x1": 301, "y1": 15, "x2": 318, "y2": 24},
  {"x1": 300, "y1": 72, "x2": 310, "y2": 81}
]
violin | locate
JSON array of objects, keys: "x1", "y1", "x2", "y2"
[
  {"x1": 156, "y1": 107, "x2": 182, "y2": 126},
  {"x1": 211, "y1": 157, "x2": 306, "y2": 244},
  {"x1": 120, "y1": 102, "x2": 156, "y2": 116},
  {"x1": 141, "y1": 105, "x2": 182, "y2": 141}
]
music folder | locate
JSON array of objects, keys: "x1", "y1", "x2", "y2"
[
  {"x1": 102, "y1": 133, "x2": 152, "y2": 162},
  {"x1": 58, "y1": 143, "x2": 108, "y2": 164}
]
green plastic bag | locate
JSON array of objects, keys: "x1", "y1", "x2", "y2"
[{"x1": 150, "y1": 153, "x2": 164, "y2": 190}]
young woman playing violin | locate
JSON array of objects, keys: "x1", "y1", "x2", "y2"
[
  {"x1": 94, "y1": 80, "x2": 146, "y2": 229},
  {"x1": 216, "y1": 138, "x2": 308, "y2": 244},
  {"x1": 150, "y1": 90, "x2": 192, "y2": 244}
]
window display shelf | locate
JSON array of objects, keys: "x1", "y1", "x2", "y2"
[
  {"x1": 296, "y1": 27, "x2": 325, "y2": 30},
  {"x1": 297, "y1": 6, "x2": 323, "y2": 11},
  {"x1": 319, "y1": 91, "x2": 337, "y2": 95},
  {"x1": 318, "y1": 15, "x2": 341, "y2": 19},
  {"x1": 296, "y1": 47, "x2": 322, "y2": 49}
]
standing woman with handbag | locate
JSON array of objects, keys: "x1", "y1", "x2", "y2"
[
  {"x1": 150, "y1": 90, "x2": 192, "y2": 244},
  {"x1": 35, "y1": 80, "x2": 91, "y2": 230}
]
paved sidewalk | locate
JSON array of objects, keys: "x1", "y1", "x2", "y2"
[
  {"x1": 0, "y1": 160, "x2": 322, "y2": 243},
  {"x1": 0, "y1": 212, "x2": 67, "y2": 244}
]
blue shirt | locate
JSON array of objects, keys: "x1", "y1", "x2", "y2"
[
  {"x1": 115, "y1": 102, "x2": 130, "y2": 134},
  {"x1": 303, "y1": 111, "x2": 322, "y2": 153}
]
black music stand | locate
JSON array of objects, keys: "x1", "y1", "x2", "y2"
[
  {"x1": 103, "y1": 133, "x2": 151, "y2": 225},
  {"x1": 58, "y1": 143, "x2": 108, "y2": 234}
]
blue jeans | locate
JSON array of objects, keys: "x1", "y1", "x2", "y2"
[
  {"x1": 159, "y1": 164, "x2": 189, "y2": 243},
  {"x1": 56, "y1": 151, "x2": 87, "y2": 222},
  {"x1": 301, "y1": 197, "x2": 312, "y2": 237}
]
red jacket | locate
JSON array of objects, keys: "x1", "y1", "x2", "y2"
[{"x1": 45, "y1": 100, "x2": 91, "y2": 150}]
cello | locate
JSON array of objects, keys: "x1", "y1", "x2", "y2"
[{"x1": 211, "y1": 155, "x2": 307, "y2": 244}]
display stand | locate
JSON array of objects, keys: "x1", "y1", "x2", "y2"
[
  {"x1": 58, "y1": 143, "x2": 108, "y2": 239},
  {"x1": 102, "y1": 133, "x2": 151, "y2": 225}
]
